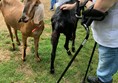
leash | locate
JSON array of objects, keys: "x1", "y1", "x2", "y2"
[{"x1": 82, "y1": 41, "x2": 97, "y2": 83}]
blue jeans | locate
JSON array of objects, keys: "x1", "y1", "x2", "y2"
[
  {"x1": 97, "y1": 45, "x2": 118, "y2": 82},
  {"x1": 50, "y1": 0, "x2": 57, "y2": 9}
]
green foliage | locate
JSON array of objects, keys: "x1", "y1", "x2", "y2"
[{"x1": 0, "y1": 20, "x2": 118, "y2": 83}]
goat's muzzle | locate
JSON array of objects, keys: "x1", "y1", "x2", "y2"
[{"x1": 18, "y1": 14, "x2": 29, "y2": 23}]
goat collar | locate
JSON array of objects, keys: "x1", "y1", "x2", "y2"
[{"x1": 32, "y1": 21, "x2": 43, "y2": 32}]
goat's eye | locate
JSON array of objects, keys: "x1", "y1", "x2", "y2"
[
  {"x1": 34, "y1": 4, "x2": 38, "y2": 7},
  {"x1": 34, "y1": 2, "x2": 38, "y2": 7},
  {"x1": 36, "y1": 1, "x2": 39, "y2": 4}
]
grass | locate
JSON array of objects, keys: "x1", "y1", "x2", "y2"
[{"x1": 0, "y1": 19, "x2": 118, "y2": 83}]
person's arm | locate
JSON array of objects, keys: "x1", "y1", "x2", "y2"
[
  {"x1": 94, "y1": 0, "x2": 117, "y2": 12},
  {"x1": 60, "y1": 0, "x2": 117, "y2": 12},
  {"x1": 60, "y1": 2, "x2": 76, "y2": 10},
  {"x1": 60, "y1": 0, "x2": 93, "y2": 10},
  {"x1": 82, "y1": 0, "x2": 118, "y2": 22}
]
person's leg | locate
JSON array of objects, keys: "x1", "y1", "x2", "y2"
[
  {"x1": 50, "y1": 0, "x2": 53, "y2": 9},
  {"x1": 50, "y1": 0, "x2": 56, "y2": 10},
  {"x1": 97, "y1": 45, "x2": 118, "y2": 82}
]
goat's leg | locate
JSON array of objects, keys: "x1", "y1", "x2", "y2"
[
  {"x1": 64, "y1": 37, "x2": 72, "y2": 55},
  {"x1": 72, "y1": 22, "x2": 77, "y2": 52},
  {"x1": 34, "y1": 37, "x2": 41, "y2": 62},
  {"x1": 6, "y1": 24, "x2": 15, "y2": 50},
  {"x1": 50, "y1": 31, "x2": 60, "y2": 74},
  {"x1": 22, "y1": 35, "x2": 27, "y2": 61},
  {"x1": 72, "y1": 32, "x2": 76, "y2": 52},
  {"x1": 13, "y1": 29, "x2": 21, "y2": 45}
]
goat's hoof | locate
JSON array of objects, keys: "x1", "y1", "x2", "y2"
[
  {"x1": 12, "y1": 48, "x2": 16, "y2": 51},
  {"x1": 72, "y1": 47, "x2": 75, "y2": 52},
  {"x1": 12, "y1": 43, "x2": 15, "y2": 51},
  {"x1": 22, "y1": 58, "x2": 26, "y2": 62},
  {"x1": 50, "y1": 69, "x2": 55, "y2": 74},
  {"x1": 12, "y1": 47, "x2": 16, "y2": 51},
  {"x1": 67, "y1": 51, "x2": 72, "y2": 56},
  {"x1": 17, "y1": 42, "x2": 21, "y2": 46},
  {"x1": 22, "y1": 59, "x2": 26, "y2": 62},
  {"x1": 36, "y1": 57, "x2": 41, "y2": 62}
]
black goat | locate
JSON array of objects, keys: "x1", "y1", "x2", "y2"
[{"x1": 50, "y1": 1, "x2": 78, "y2": 74}]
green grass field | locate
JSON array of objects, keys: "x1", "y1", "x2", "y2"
[{"x1": 0, "y1": 19, "x2": 118, "y2": 83}]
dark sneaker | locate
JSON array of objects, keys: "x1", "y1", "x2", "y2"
[
  {"x1": 87, "y1": 76, "x2": 103, "y2": 83},
  {"x1": 87, "y1": 76, "x2": 112, "y2": 83},
  {"x1": 50, "y1": 8, "x2": 54, "y2": 11}
]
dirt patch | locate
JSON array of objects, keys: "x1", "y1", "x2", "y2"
[
  {"x1": 16, "y1": 63, "x2": 34, "y2": 77},
  {"x1": 40, "y1": 0, "x2": 54, "y2": 20},
  {"x1": 0, "y1": 12, "x2": 8, "y2": 31},
  {"x1": 0, "y1": 50, "x2": 11, "y2": 62}
]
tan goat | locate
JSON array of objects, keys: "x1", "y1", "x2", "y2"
[{"x1": 0, "y1": 0, "x2": 44, "y2": 61}]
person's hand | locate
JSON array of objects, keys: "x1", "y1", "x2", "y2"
[{"x1": 60, "y1": 3, "x2": 76, "y2": 10}]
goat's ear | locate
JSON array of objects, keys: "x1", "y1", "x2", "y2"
[
  {"x1": 0, "y1": 0, "x2": 3, "y2": 7},
  {"x1": 33, "y1": 3, "x2": 44, "y2": 24},
  {"x1": 0, "y1": 2, "x2": 1, "y2": 7}
]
